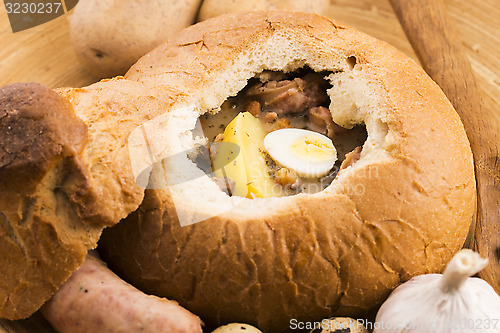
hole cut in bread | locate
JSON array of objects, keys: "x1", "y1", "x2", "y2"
[{"x1": 128, "y1": 56, "x2": 390, "y2": 225}]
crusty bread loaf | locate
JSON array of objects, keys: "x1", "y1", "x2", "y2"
[
  {"x1": 0, "y1": 79, "x2": 155, "y2": 319},
  {"x1": 0, "y1": 82, "x2": 95, "y2": 319},
  {"x1": 97, "y1": 11, "x2": 476, "y2": 332}
]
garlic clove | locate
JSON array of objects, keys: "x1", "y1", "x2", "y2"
[{"x1": 373, "y1": 249, "x2": 500, "y2": 333}]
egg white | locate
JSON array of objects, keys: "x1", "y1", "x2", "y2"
[{"x1": 263, "y1": 128, "x2": 337, "y2": 178}]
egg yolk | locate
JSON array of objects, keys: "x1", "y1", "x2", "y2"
[{"x1": 290, "y1": 137, "x2": 335, "y2": 161}]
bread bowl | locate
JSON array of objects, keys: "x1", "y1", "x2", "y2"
[
  {"x1": 0, "y1": 10, "x2": 475, "y2": 333},
  {"x1": 95, "y1": 10, "x2": 475, "y2": 332}
]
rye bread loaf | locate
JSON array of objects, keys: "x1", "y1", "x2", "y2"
[{"x1": 95, "y1": 11, "x2": 477, "y2": 333}]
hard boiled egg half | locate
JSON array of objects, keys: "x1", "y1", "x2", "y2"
[{"x1": 264, "y1": 128, "x2": 337, "y2": 178}]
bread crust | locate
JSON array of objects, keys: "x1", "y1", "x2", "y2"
[
  {"x1": 0, "y1": 10, "x2": 476, "y2": 332},
  {"x1": 98, "y1": 11, "x2": 476, "y2": 332},
  {"x1": 0, "y1": 83, "x2": 94, "y2": 319},
  {"x1": 0, "y1": 79, "x2": 156, "y2": 318},
  {"x1": 0, "y1": 83, "x2": 87, "y2": 194}
]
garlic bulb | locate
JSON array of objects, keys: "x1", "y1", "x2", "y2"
[{"x1": 374, "y1": 249, "x2": 500, "y2": 332}]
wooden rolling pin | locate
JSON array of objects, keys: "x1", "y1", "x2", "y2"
[{"x1": 389, "y1": 0, "x2": 500, "y2": 292}]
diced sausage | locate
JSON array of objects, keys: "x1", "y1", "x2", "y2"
[
  {"x1": 339, "y1": 146, "x2": 362, "y2": 170},
  {"x1": 245, "y1": 73, "x2": 328, "y2": 115},
  {"x1": 246, "y1": 101, "x2": 261, "y2": 117},
  {"x1": 308, "y1": 106, "x2": 348, "y2": 139}
]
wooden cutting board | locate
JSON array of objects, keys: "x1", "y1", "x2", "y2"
[{"x1": 1, "y1": 0, "x2": 499, "y2": 332}]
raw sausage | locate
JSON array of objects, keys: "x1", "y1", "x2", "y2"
[{"x1": 41, "y1": 254, "x2": 203, "y2": 333}]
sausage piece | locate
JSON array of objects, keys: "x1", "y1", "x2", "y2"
[
  {"x1": 41, "y1": 255, "x2": 203, "y2": 333},
  {"x1": 339, "y1": 146, "x2": 363, "y2": 171},
  {"x1": 245, "y1": 73, "x2": 329, "y2": 115}
]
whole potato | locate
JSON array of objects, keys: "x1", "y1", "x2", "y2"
[
  {"x1": 198, "y1": 0, "x2": 330, "y2": 21},
  {"x1": 70, "y1": 0, "x2": 202, "y2": 78},
  {"x1": 211, "y1": 323, "x2": 262, "y2": 333}
]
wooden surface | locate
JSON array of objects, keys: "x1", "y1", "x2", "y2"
[
  {"x1": 1, "y1": 0, "x2": 499, "y2": 332},
  {"x1": 390, "y1": 0, "x2": 500, "y2": 300}
]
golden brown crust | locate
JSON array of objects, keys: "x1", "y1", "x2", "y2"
[
  {"x1": 0, "y1": 83, "x2": 97, "y2": 319},
  {"x1": 0, "y1": 83, "x2": 87, "y2": 194},
  {"x1": 54, "y1": 78, "x2": 166, "y2": 226},
  {"x1": 0, "y1": 80, "x2": 156, "y2": 319},
  {"x1": 0, "y1": 10, "x2": 475, "y2": 332},
  {"x1": 99, "y1": 11, "x2": 476, "y2": 332}
]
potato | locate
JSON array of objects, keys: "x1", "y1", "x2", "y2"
[
  {"x1": 198, "y1": 0, "x2": 330, "y2": 21},
  {"x1": 213, "y1": 112, "x2": 279, "y2": 198},
  {"x1": 70, "y1": 0, "x2": 202, "y2": 78},
  {"x1": 211, "y1": 323, "x2": 262, "y2": 333}
]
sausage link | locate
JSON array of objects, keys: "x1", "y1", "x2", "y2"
[{"x1": 41, "y1": 255, "x2": 203, "y2": 333}]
